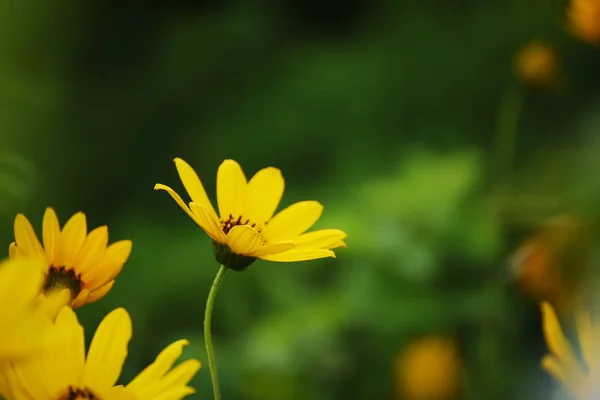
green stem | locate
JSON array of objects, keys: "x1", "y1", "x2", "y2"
[{"x1": 204, "y1": 265, "x2": 228, "y2": 400}]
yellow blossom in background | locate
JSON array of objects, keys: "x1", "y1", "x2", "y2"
[
  {"x1": 0, "y1": 258, "x2": 54, "y2": 361},
  {"x1": 393, "y1": 335, "x2": 462, "y2": 400},
  {"x1": 0, "y1": 306, "x2": 201, "y2": 400},
  {"x1": 540, "y1": 301, "x2": 599, "y2": 399},
  {"x1": 567, "y1": 0, "x2": 600, "y2": 45},
  {"x1": 514, "y1": 41, "x2": 559, "y2": 89},
  {"x1": 155, "y1": 158, "x2": 347, "y2": 270},
  {"x1": 9, "y1": 208, "x2": 132, "y2": 309},
  {"x1": 510, "y1": 214, "x2": 593, "y2": 314}
]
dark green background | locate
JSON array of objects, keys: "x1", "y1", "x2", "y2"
[{"x1": 1, "y1": 0, "x2": 600, "y2": 398}]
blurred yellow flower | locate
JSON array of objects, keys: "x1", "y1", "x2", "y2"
[
  {"x1": 540, "y1": 301, "x2": 598, "y2": 399},
  {"x1": 567, "y1": 0, "x2": 600, "y2": 45},
  {"x1": 0, "y1": 257, "x2": 54, "y2": 361},
  {"x1": 9, "y1": 208, "x2": 132, "y2": 309},
  {"x1": 510, "y1": 214, "x2": 593, "y2": 314},
  {"x1": 514, "y1": 41, "x2": 559, "y2": 88},
  {"x1": 394, "y1": 335, "x2": 462, "y2": 400},
  {"x1": 0, "y1": 306, "x2": 201, "y2": 400},
  {"x1": 155, "y1": 158, "x2": 347, "y2": 270}
]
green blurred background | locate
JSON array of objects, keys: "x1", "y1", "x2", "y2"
[{"x1": 2, "y1": 0, "x2": 600, "y2": 398}]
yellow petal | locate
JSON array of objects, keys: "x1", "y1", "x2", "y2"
[
  {"x1": 264, "y1": 201, "x2": 323, "y2": 241},
  {"x1": 245, "y1": 167, "x2": 284, "y2": 226},
  {"x1": 173, "y1": 158, "x2": 218, "y2": 219},
  {"x1": 14, "y1": 214, "x2": 46, "y2": 262},
  {"x1": 127, "y1": 339, "x2": 190, "y2": 392},
  {"x1": 250, "y1": 241, "x2": 296, "y2": 257},
  {"x1": 60, "y1": 212, "x2": 87, "y2": 268},
  {"x1": 325, "y1": 240, "x2": 347, "y2": 250},
  {"x1": 542, "y1": 355, "x2": 588, "y2": 399},
  {"x1": 226, "y1": 225, "x2": 263, "y2": 256},
  {"x1": 575, "y1": 305, "x2": 596, "y2": 377},
  {"x1": 87, "y1": 281, "x2": 115, "y2": 304},
  {"x1": 82, "y1": 240, "x2": 132, "y2": 288},
  {"x1": 0, "y1": 258, "x2": 44, "y2": 317},
  {"x1": 540, "y1": 302, "x2": 585, "y2": 379},
  {"x1": 294, "y1": 229, "x2": 348, "y2": 249},
  {"x1": 54, "y1": 306, "x2": 85, "y2": 383},
  {"x1": 42, "y1": 208, "x2": 61, "y2": 266},
  {"x1": 84, "y1": 308, "x2": 132, "y2": 389},
  {"x1": 189, "y1": 202, "x2": 227, "y2": 243},
  {"x1": 36, "y1": 289, "x2": 70, "y2": 320},
  {"x1": 216, "y1": 159, "x2": 246, "y2": 219},
  {"x1": 154, "y1": 184, "x2": 205, "y2": 226},
  {"x1": 260, "y1": 248, "x2": 335, "y2": 262},
  {"x1": 76, "y1": 226, "x2": 109, "y2": 273},
  {"x1": 151, "y1": 359, "x2": 201, "y2": 394},
  {"x1": 70, "y1": 289, "x2": 90, "y2": 309}
]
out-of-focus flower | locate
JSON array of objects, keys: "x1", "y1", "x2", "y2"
[
  {"x1": 514, "y1": 41, "x2": 560, "y2": 89},
  {"x1": 0, "y1": 257, "x2": 54, "y2": 361},
  {"x1": 9, "y1": 208, "x2": 132, "y2": 309},
  {"x1": 155, "y1": 158, "x2": 347, "y2": 270},
  {"x1": 510, "y1": 214, "x2": 593, "y2": 313},
  {"x1": 540, "y1": 301, "x2": 599, "y2": 399},
  {"x1": 566, "y1": 0, "x2": 600, "y2": 45},
  {"x1": 0, "y1": 306, "x2": 201, "y2": 400},
  {"x1": 393, "y1": 335, "x2": 463, "y2": 400}
]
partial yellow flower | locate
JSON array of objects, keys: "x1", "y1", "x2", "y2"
[
  {"x1": 567, "y1": 0, "x2": 600, "y2": 45},
  {"x1": 9, "y1": 208, "x2": 132, "y2": 308},
  {"x1": 0, "y1": 306, "x2": 201, "y2": 400},
  {"x1": 540, "y1": 301, "x2": 599, "y2": 399},
  {"x1": 393, "y1": 335, "x2": 463, "y2": 400},
  {"x1": 155, "y1": 158, "x2": 347, "y2": 270},
  {"x1": 0, "y1": 257, "x2": 54, "y2": 361},
  {"x1": 514, "y1": 40, "x2": 559, "y2": 89}
]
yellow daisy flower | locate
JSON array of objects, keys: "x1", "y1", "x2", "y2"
[
  {"x1": 0, "y1": 257, "x2": 54, "y2": 361},
  {"x1": 9, "y1": 208, "x2": 132, "y2": 308},
  {"x1": 540, "y1": 301, "x2": 599, "y2": 399},
  {"x1": 155, "y1": 158, "x2": 347, "y2": 270},
  {"x1": 0, "y1": 306, "x2": 201, "y2": 400}
]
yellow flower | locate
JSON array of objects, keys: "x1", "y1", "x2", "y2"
[
  {"x1": 9, "y1": 208, "x2": 132, "y2": 308},
  {"x1": 514, "y1": 41, "x2": 559, "y2": 89},
  {"x1": 0, "y1": 257, "x2": 54, "y2": 361},
  {"x1": 0, "y1": 306, "x2": 201, "y2": 400},
  {"x1": 567, "y1": 0, "x2": 600, "y2": 45},
  {"x1": 393, "y1": 335, "x2": 462, "y2": 400},
  {"x1": 540, "y1": 301, "x2": 599, "y2": 399},
  {"x1": 155, "y1": 158, "x2": 347, "y2": 270}
]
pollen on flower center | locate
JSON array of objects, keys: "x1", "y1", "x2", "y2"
[
  {"x1": 220, "y1": 214, "x2": 262, "y2": 234},
  {"x1": 44, "y1": 266, "x2": 82, "y2": 300},
  {"x1": 56, "y1": 386, "x2": 100, "y2": 400}
]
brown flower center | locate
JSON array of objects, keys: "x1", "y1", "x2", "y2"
[
  {"x1": 56, "y1": 386, "x2": 100, "y2": 400},
  {"x1": 44, "y1": 266, "x2": 82, "y2": 301},
  {"x1": 220, "y1": 214, "x2": 261, "y2": 235}
]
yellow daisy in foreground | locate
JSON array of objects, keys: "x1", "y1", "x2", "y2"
[
  {"x1": 9, "y1": 208, "x2": 132, "y2": 308},
  {"x1": 155, "y1": 158, "x2": 347, "y2": 270},
  {"x1": 540, "y1": 301, "x2": 599, "y2": 399},
  {"x1": 0, "y1": 257, "x2": 54, "y2": 361},
  {"x1": 0, "y1": 306, "x2": 201, "y2": 400}
]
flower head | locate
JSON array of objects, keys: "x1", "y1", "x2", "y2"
[
  {"x1": 0, "y1": 257, "x2": 54, "y2": 361},
  {"x1": 155, "y1": 158, "x2": 347, "y2": 270},
  {"x1": 0, "y1": 306, "x2": 201, "y2": 400},
  {"x1": 9, "y1": 208, "x2": 132, "y2": 308},
  {"x1": 514, "y1": 40, "x2": 559, "y2": 89},
  {"x1": 394, "y1": 335, "x2": 463, "y2": 400},
  {"x1": 540, "y1": 301, "x2": 600, "y2": 399},
  {"x1": 567, "y1": 0, "x2": 600, "y2": 45}
]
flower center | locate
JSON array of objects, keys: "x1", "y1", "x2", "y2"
[
  {"x1": 56, "y1": 386, "x2": 100, "y2": 400},
  {"x1": 220, "y1": 214, "x2": 260, "y2": 235},
  {"x1": 43, "y1": 266, "x2": 82, "y2": 301}
]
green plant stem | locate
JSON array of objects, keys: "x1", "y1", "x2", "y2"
[{"x1": 204, "y1": 265, "x2": 228, "y2": 400}]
